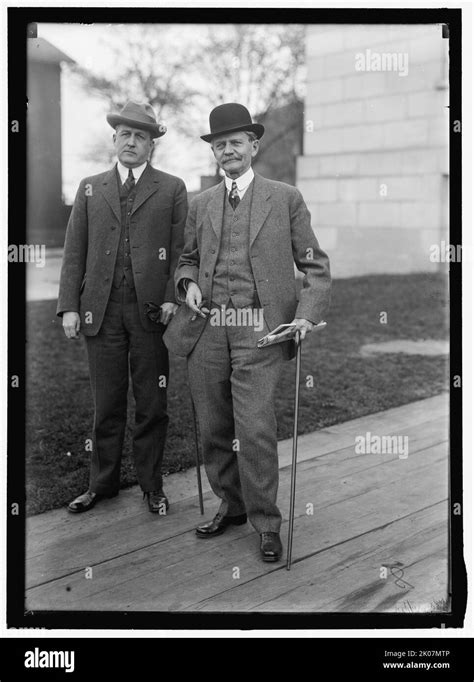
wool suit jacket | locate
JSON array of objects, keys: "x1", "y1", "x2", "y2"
[
  {"x1": 163, "y1": 172, "x2": 331, "y2": 359},
  {"x1": 57, "y1": 163, "x2": 187, "y2": 335}
]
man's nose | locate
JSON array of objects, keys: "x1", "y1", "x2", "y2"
[
  {"x1": 127, "y1": 136, "x2": 136, "y2": 147},
  {"x1": 223, "y1": 143, "x2": 234, "y2": 155}
]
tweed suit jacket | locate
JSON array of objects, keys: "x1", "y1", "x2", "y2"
[
  {"x1": 163, "y1": 172, "x2": 331, "y2": 359},
  {"x1": 57, "y1": 163, "x2": 187, "y2": 334}
]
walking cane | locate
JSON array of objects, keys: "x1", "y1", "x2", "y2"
[
  {"x1": 286, "y1": 331, "x2": 302, "y2": 570},
  {"x1": 191, "y1": 398, "x2": 205, "y2": 515}
]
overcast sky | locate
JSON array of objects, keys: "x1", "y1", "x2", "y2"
[{"x1": 38, "y1": 23, "x2": 222, "y2": 199}]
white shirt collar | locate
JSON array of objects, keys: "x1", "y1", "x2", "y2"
[
  {"x1": 117, "y1": 161, "x2": 148, "y2": 184},
  {"x1": 224, "y1": 166, "x2": 254, "y2": 193}
]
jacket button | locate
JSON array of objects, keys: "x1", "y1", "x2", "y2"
[
  {"x1": 104, "y1": 277, "x2": 110, "y2": 282},
  {"x1": 111, "y1": 226, "x2": 116, "y2": 230},
  {"x1": 211, "y1": 249, "x2": 215, "y2": 254},
  {"x1": 205, "y1": 272, "x2": 209, "y2": 278},
  {"x1": 105, "y1": 250, "x2": 111, "y2": 255}
]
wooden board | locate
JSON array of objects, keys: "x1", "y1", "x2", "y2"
[
  {"x1": 26, "y1": 408, "x2": 448, "y2": 589},
  {"x1": 26, "y1": 440, "x2": 447, "y2": 611},
  {"x1": 27, "y1": 404, "x2": 448, "y2": 587},
  {"x1": 190, "y1": 502, "x2": 448, "y2": 612}
]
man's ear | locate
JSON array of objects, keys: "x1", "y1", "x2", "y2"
[{"x1": 251, "y1": 139, "x2": 260, "y2": 157}]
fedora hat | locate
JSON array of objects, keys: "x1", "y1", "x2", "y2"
[
  {"x1": 106, "y1": 100, "x2": 166, "y2": 138},
  {"x1": 201, "y1": 103, "x2": 264, "y2": 143}
]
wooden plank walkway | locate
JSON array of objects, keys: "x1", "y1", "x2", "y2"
[{"x1": 26, "y1": 393, "x2": 449, "y2": 613}]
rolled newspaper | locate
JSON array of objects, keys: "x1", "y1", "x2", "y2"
[{"x1": 257, "y1": 321, "x2": 326, "y2": 348}]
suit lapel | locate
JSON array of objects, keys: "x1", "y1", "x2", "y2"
[
  {"x1": 207, "y1": 180, "x2": 226, "y2": 239},
  {"x1": 100, "y1": 166, "x2": 121, "y2": 222},
  {"x1": 205, "y1": 173, "x2": 270, "y2": 242},
  {"x1": 250, "y1": 173, "x2": 272, "y2": 246},
  {"x1": 131, "y1": 163, "x2": 160, "y2": 215}
]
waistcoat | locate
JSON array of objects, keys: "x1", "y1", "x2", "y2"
[
  {"x1": 212, "y1": 181, "x2": 257, "y2": 308},
  {"x1": 113, "y1": 171, "x2": 136, "y2": 289}
]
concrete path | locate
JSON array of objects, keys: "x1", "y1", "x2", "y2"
[{"x1": 27, "y1": 247, "x2": 63, "y2": 302}]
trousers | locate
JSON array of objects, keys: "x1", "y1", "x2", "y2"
[
  {"x1": 85, "y1": 281, "x2": 169, "y2": 494},
  {"x1": 187, "y1": 306, "x2": 284, "y2": 533}
]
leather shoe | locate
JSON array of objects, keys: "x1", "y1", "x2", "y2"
[
  {"x1": 144, "y1": 490, "x2": 169, "y2": 514},
  {"x1": 68, "y1": 489, "x2": 117, "y2": 514},
  {"x1": 196, "y1": 512, "x2": 247, "y2": 538},
  {"x1": 260, "y1": 532, "x2": 282, "y2": 562}
]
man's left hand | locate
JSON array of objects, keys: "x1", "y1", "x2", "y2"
[
  {"x1": 290, "y1": 318, "x2": 314, "y2": 340},
  {"x1": 160, "y1": 302, "x2": 178, "y2": 325}
]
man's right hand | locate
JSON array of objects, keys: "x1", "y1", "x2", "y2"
[
  {"x1": 185, "y1": 282, "x2": 209, "y2": 321},
  {"x1": 62, "y1": 312, "x2": 81, "y2": 339}
]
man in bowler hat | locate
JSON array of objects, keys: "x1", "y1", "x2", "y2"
[
  {"x1": 58, "y1": 101, "x2": 187, "y2": 514},
  {"x1": 164, "y1": 103, "x2": 331, "y2": 561}
]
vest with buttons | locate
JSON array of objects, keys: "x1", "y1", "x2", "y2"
[
  {"x1": 211, "y1": 181, "x2": 258, "y2": 308},
  {"x1": 113, "y1": 170, "x2": 136, "y2": 288}
]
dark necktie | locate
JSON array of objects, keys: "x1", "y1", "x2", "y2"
[
  {"x1": 229, "y1": 181, "x2": 240, "y2": 210},
  {"x1": 122, "y1": 168, "x2": 136, "y2": 194}
]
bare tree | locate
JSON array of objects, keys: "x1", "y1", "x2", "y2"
[
  {"x1": 195, "y1": 24, "x2": 306, "y2": 176},
  {"x1": 70, "y1": 24, "x2": 202, "y2": 163},
  {"x1": 197, "y1": 25, "x2": 304, "y2": 113},
  {"x1": 70, "y1": 24, "x2": 306, "y2": 179}
]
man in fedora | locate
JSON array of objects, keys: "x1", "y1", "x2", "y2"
[
  {"x1": 58, "y1": 101, "x2": 187, "y2": 514},
  {"x1": 164, "y1": 103, "x2": 331, "y2": 561}
]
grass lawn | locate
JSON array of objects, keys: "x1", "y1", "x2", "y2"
[{"x1": 26, "y1": 273, "x2": 449, "y2": 515}]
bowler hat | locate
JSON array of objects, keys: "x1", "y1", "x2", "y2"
[
  {"x1": 107, "y1": 100, "x2": 166, "y2": 138},
  {"x1": 201, "y1": 103, "x2": 264, "y2": 143}
]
